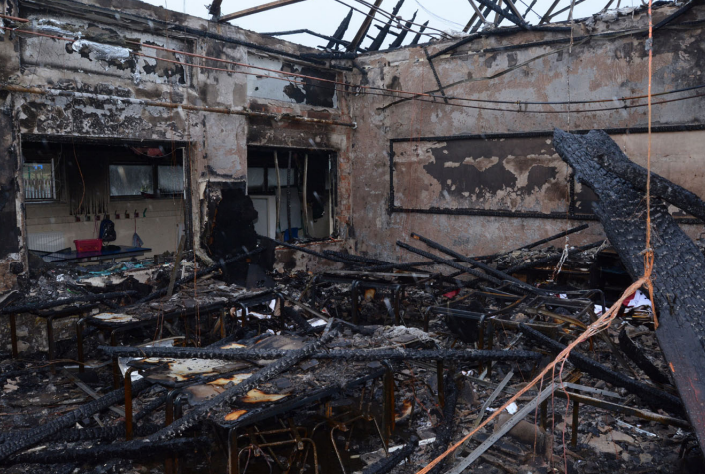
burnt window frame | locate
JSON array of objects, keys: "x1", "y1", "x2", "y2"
[{"x1": 109, "y1": 156, "x2": 185, "y2": 201}]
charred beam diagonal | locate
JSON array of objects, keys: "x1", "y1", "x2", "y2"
[
  {"x1": 49, "y1": 421, "x2": 161, "y2": 443},
  {"x1": 363, "y1": 436, "x2": 419, "y2": 474},
  {"x1": 424, "y1": 48, "x2": 449, "y2": 104},
  {"x1": 368, "y1": 0, "x2": 405, "y2": 51},
  {"x1": 134, "y1": 247, "x2": 264, "y2": 305},
  {"x1": 410, "y1": 232, "x2": 540, "y2": 295},
  {"x1": 427, "y1": 374, "x2": 459, "y2": 474},
  {"x1": 143, "y1": 329, "x2": 336, "y2": 441},
  {"x1": 263, "y1": 29, "x2": 358, "y2": 50},
  {"x1": 322, "y1": 250, "x2": 389, "y2": 265},
  {"x1": 1, "y1": 291, "x2": 137, "y2": 314},
  {"x1": 410, "y1": 20, "x2": 428, "y2": 45},
  {"x1": 47, "y1": 392, "x2": 166, "y2": 443},
  {"x1": 360, "y1": 260, "x2": 439, "y2": 272},
  {"x1": 519, "y1": 324, "x2": 683, "y2": 413},
  {"x1": 259, "y1": 235, "x2": 352, "y2": 264},
  {"x1": 100, "y1": 345, "x2": 542, "y2": 362},
  {"x1": 6, "y1": 437, "x2": 209, "y2": 465},
  {"x1": 397, "y1": 241, "x2": 513, "y2": 290},
  {"x1": 232, "y1": 368, "x2": 386, "y2": 428},
  {"x1": 586, "y1": 133, "x2": 704, "y2": 221},
  {"x1": 520, "y1": 223, "x2": 590, "y2": 250},
  {"x1": 348, "y1": 0, "x2": 384, "y2": 52},
  {"x1": 327, "y1": 8, "x2": 354, "y2": 49},
  {"x1": 471, "y1": 223, "x2": 591, "y2": 263},
  {"x1": 0, "y1": 378, "x2": 151, "y2": 462},
  {"x1": 368, "y1": 16, "x2": 394, "y2": 51},
  {"x1": 219, "y1": 0, "x2": 307, "y2": 22},
  {"x1": 502, "y1": 240, "x2": 604, "y2": 274},
  {"x1": 475, "y1": 0, "x2": 528, "y2": 28},
  {"x1": 644, "y1": 0, "x2": 699, "y2": 36},
  {"x1": 389, "y1": 11, "x2": 417, "y2": 48},
  {"x1": 618, "y1": 328, "x2": 672, "y2": 386},
  {"x1": 552, "y1": 128, "x2": 705, "y2": 451}
]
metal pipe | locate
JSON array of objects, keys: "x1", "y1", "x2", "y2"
[
  {"x1": 9, "y1": 313, "x2": 17, "y2": 357},
  {"x1": 303, "y1": 153, "x2": 308, "y2": 237},
  {"x1": 286, "y1": 151, "x2": 293, "y2": 240},
  {"x1": 274, "y1": 151, "x2": 281, "y2": 237}
]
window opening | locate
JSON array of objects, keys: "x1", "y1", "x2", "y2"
[{"x1": 247, "y1": 147, "x2": 336, "y2": 241}]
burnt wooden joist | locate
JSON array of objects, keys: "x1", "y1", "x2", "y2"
[{"x1": 553, "y1": 129, "x2": 705, "y2": 452}]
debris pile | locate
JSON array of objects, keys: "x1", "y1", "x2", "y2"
[{"x1": 0, "y1": 131, "x2": 704, "y2": 474}]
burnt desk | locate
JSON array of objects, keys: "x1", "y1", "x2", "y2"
[{"x1": 38, "y1": 245, "x2": 152, "y2": 264}]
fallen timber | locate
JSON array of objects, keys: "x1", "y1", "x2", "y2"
[
  {"x1": 0, "y1": 378, "x2": 152, "y2": 462},
  {"x1": 503, "y1": 240, "x2": 604, "y2": 274},
  {"x1": 6, "y1": 437, "x2": 210, "y2": 465},
  {"x1": 99, "y1": 345, "x2": 543, "y2": 362},
  {"x1": 410, "y1": 232, "x2": 542, "y2": 295},
  {"x1": 426, "y1": 373, "x2": 460, "y2": 474},
  {"x1": 519, "y1": 323, "x2": 683, "y2": 413},
  {"x1": 553, "y1": 128, "x2": 705, "y2": 451},
  {"x1": 0, "y1": 290, "x2": 138, "y2": 314},
  {"x1": 588, "y1": 140, "x2": 705, "y2": 221},
  {"x1": 618, "y1": 327, "x2": 672, "y2": 386},
  {"x1": 141, "y1": 327, "x2": 336, "y2": 441},
  {"x1": 362, "y1": 436, "x2": 418, "y2": 474}
]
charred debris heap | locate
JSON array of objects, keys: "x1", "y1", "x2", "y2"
[
  {"x1": 0, "y1": 130, "x2": 704, "y2": 473},
  {"x1": 0, "y1": 0, "x2": 705, "y2": 473}
]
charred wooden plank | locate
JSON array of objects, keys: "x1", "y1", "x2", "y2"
[
  {"x1": 0, "y1": 378, "x2": 152, "y2": 461},
  {"x1": 1, "y1": 291, "x2": 137, "y2": 314},
  {"x1": 519, "y1": 323, "x2": 683, "y2": 413},
  {"x1": 553, "y1": 128, "x2": 704, "y2": 451},
  {"x1": 6, "y1": 437, "x2": 209, "y2": 465},
  {"x1": 142, "y1": 328, "x2": 337, "y2": 441},
  {"x1": 619, "y1": 327, "x2": 672, "y2": 386},
  {"x1": 363, "y1": 436, "x2": 418, "y2": 474}
]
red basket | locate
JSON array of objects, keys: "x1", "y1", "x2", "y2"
[{"x1": 74, "y1": 239, "x2": 103, "y2": 253}]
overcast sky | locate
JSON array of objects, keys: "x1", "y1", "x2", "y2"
[{"x1": 139, "y1": 0, "x2": 641, "y2": 49}]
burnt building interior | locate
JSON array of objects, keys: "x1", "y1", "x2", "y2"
[{"x1": 0, "y1": 0, "x2": 704, "y2": 473}]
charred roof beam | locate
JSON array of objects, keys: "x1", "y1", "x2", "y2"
[
  {"x1": 219, "y1": 0, "x2": 307, "y2": 22},
  {"x1": 474, "y1": 0, "x2": 529, "y2": 29},
  {"x1": 388, "y1": 10, "x2": 417, "y2": 48},
  {"x1": 327, "y1": 8, "x2": 354, "y2": 50},
  {"x1": 347, "y1": 0, "x2": 384, "y2": 52},
  {"x1": 409, "y1": 20, "x2": 429, "y2": 45}
]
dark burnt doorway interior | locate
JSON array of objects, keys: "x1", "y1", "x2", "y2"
[
  {"x1": 247, "y1": 147, "x2": 336, "y2": 241},
  {"x1": 21, "y1": 138, "x2": 191, "y2": 260}
]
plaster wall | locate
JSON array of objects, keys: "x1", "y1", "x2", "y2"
[
  {"x1": 345, "y1": 4, "x2": 705, "y2": 261},
  {"x1": 0, "y1": 0, "x2": 353, "y2": 287}
]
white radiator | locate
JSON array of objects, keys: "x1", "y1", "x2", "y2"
[{"x1": 27, "y1": 231, "x2": 66, "y2": 252}]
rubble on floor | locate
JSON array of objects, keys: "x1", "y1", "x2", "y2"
[{"x1": 1, "y1": 172, "x2": 704, "y2": 473}]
